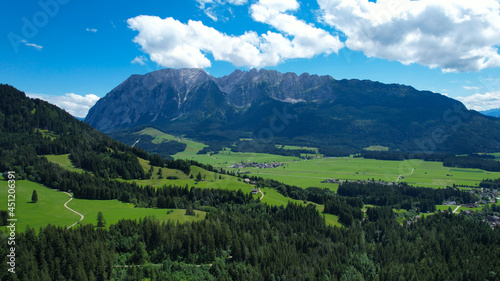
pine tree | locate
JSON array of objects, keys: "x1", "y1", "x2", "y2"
[
  {"x1": 185, "y1": 205, "x2": 195, "y2": 216},
  {"x1": 31, "y1": 190, "x2": 38, "y2": 203},
  {"x1": 97, "y1": 211, "x2": 106, "y2": 228}
]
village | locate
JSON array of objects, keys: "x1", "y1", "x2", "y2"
[
  {"x1": 229, "y1": 161, "x2": 285, "y2": 169},
  {"x1": 321, "y1": 178, "x2": 399, "y2": 186}
]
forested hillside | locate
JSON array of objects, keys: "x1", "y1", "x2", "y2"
[
  {"x1": 0, "y1": 84, "x2": 148, "y2": 180},
  {"x1": 1, "y1": 203, "x2": 499, "y2": 280},
  {"x1": 1, "y1": 84, "x2": 500, "y2": 280}
]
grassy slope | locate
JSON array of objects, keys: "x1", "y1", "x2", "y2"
[
  {"x1": 0, "y1": 179, "x2": 205, "y2": 233},
  {"x1": 45, "y1": 154, "x2": 86, "y2": 173},
  {"x1": 0, "y1": 179, "x2": 77, "y2": 231},
  {"x1": 258, "y1": 187, "x2": 341, "y2": 227},
  {"x1": 177, "y1": 150, "x2": 299, "y2": 169},
  {"x1": 135, "y1": 127, "x2": 209, "y2": 158},
  {"x1": 136, "y1": 127, "x2": 177, "y2": 142}
]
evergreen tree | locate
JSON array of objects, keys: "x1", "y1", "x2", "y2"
[
  {"x1": 185, "y1": 205, "x2": 195, "y2": 216},
  {"x1": 31, "y1": 190, "x2": 38, "y2": 203},
  {"x1": 97, "y1": 211, "x2": 106, "y2": 228}
]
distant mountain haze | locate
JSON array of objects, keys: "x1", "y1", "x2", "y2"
[
  {"x1": 85, "y1": 68, "x2": 500, "y2": 153},
  {"x1": 481, "y1": 108, "x2": 500, "y2": 118}
]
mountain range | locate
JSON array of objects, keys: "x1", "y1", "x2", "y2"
[
  {"x1": 85, "y1": 68, "x2": 500, "y2": 154},
  {"x1": 481, "y1": 108, "x2": 500, "y2": 118}
]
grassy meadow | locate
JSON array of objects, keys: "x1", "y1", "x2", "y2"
[
  {"x1": 45, "y1": 154, "x2": 86, "y2": 173},
  {"x1": 221, "y1": 157, "x2": 500, "y2": 189},
  {"x1": 0, "y1": 179, "x2": 205, "y2": 233}
]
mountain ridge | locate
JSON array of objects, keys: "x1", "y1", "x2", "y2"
[
  {"x1": 481, "y1": 108, "x2": 500, "y2": 118},
  {"x1": 85, "y1": 68, "x2": 500, "y2": 154}
]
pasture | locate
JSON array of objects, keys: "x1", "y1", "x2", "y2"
[
  {"x1": 0, "y1": 179, "x2": 205, "y2": 233},
  {"x1": 45, "y1": 154, "x2": 86, "y2": 173},
  {"x1": 205, "y1": 156, "x2": 500, "y2": 189}
]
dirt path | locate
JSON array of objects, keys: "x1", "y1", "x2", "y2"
[
  {"x1": 396, "y1": 168, "x2": 415, "y2": 183},
  {"x1": 453, "y1": 205, "x2": 461, "y2": 214},
  {"x1": 63, "y1": 192, "x2": 84, "y2": 229},
  {"x1": 258, "y1": 188, "x2": 264, "y2": 200}
]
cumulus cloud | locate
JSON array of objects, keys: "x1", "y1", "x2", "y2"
[
  {"x1": 458, "y1": 91, "x2": 500, "y2": 111},
  {"x1": 127, "y1": 0, "x2": 342, "y2": 69},
  {"x1": 131, "y1": 56, "x2": 148, "y2": 65},
  {"x1": 318, "y1": 0, "x2": 500, "y2": 72},
  {"x1": 21, "y1": 40, "x2": 42, "y2": 50},
  {"x1": 27, "y1": 93, "x2": 100, "y2": 118},
  {"x1": 250, "y1": 0, "x2": 342, "y2": 61},
  {"x1": 86, "y1": 28, "x2": 98, "y2": 33}
]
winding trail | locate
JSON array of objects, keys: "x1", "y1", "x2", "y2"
[
  {"x1": 258, "y1": 188, "x2": 264, "y2": 201},
  {"x1": 63, "y1": 192, "x2": 84, "y2": 229},
  {"x1": 396, "y1": 168, "x2": 415, "y2": 183}
]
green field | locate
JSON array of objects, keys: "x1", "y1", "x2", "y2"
[
  {"x1": 0, "y1": 179, "x2": 78, "y2": 232},
  {"x1": 258, "y1": 187, "x2": 341, "y2": 227},
  {"x1": 0, "y1": 180, "x2": 205, "y2": 233},
  {"x1": 364, "y1": 145, "x2": 389, "y2": 151},
  {"x1": 179, "y1": 150, "x2": 299, "y2": 167},
  {"x1": 135, "y1": 127, "x2": 500, "y2": 190},
  {"x1": 36, "y1": 129, "x2": 59, "y2": 140},
  {"x1": 199, "y1": 157, "x2": 500, "y2": 189},
  {"x1": 126, "y1": 164, "x2": 254, "y2": 192},
  {"x1": 135, "y1": 127, "x2": 208, "y2": 158},
  {"x1": 135, "y1": 127, "x2": 178, "y2": 143},
  {"x1": 67, "y1": 199, "x2": 206, "y2": 228},
  {"x1": 45, "y1": 154, "x2": 86, "y2": 173}
]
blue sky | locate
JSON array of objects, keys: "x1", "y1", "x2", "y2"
[{"x1": 2, "y1": 0, "x2": 500, "y2": 117}]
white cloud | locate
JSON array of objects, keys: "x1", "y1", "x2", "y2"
[
  {"x1": 458, "y1": 91, "x2": 500, "y2": 111},
  {"x1": 21, "y1": 40, "x2": 42, "y2": 50},
  {"x1": 27, "y1": 93, "x2": 100, "y2": 118},
  {"x1": 463, "y1": 86, "x2": 480, "y2": 90},
  {"x1": 127, "y1": 0, "x2": 342, "y2": 69},
  {"x1": 250, "y1": 0, "x2": 343, "y2": 61},
  {"x1": 318, "y1": 0, "x2": 500, "y2": 72},
  {"x1": 131, "y1": 56, "x2": 148, "y2": 65},
  {"x1": 196, "y1": 0, "x2": 248, "y2": 21},
  {"x1": 86, "y1": 28, "x2": 98, "y2": 33},
  {"x1": 197, "y1": 0, "x2": 247, "y2": 7}
]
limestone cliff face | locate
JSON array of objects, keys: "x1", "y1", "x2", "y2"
[
  {"x1": 85, "y1": 68, "x2": 500, "y2": 153},
  {"x1": 85, "y1": 68, "x2": 340, "y2": 132},
  {"x1": 85, "y1": 68, "x2": 228, "y2": 132}
]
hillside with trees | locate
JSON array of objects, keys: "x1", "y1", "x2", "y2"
[{"x1": 1, "y1": 84, "x2": 500, "y2": 280}]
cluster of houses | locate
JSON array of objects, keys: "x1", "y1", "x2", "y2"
[
  {"x1": 321, "y1": 178, "x2": 397, "y2": 186},
  {"x1": 243, "y1": 178, "x2": 257, "y2": 185},
  {"x1": 476, "y1": 188, "x2": 499, "y2": 204},
  {"x1": 486, "y1": 216, "x2": 500, "y2": 228},
  {"x1": 405, "y1": 215, "x2": 421, "y2": 226},
  {"x1": 230, "y1": 162, "x2": 285, "y2": 169}
]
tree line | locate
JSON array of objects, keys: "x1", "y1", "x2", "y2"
[
  {"x1": 337, "y1": 182, "x2": 477, "y2": 212},
  {"x1": 360, "y1": 151, "x2": 500, "y2": 172},
  {"x1": 2, "y1": 202, "x2": 500, "y2": 280}
]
